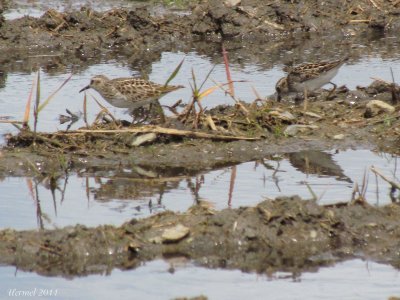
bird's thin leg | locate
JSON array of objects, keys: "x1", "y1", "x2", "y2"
[
  {"x1": 303, "y1": 88, "x2": 308, "y2": 111},
  {"x1": 147, "y1": 103, "x2": 153, "y2": 123},
  {"x1": 94, "y1": 108, "x2": 118, "y2": 125},
  {"x1": 326, "y1": 82, "x2": 337, "y2": 100},
  {"x1": 153, "y1": 100, "x2": 166, "y2": 123},
  {"x1": 143, "y1": 102, "x2": 158, "y2": 124},
  {"x1": 131, "y1": 106, "x2": 147, "y2": 125}
]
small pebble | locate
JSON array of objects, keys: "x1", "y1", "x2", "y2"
[
  {"x1": 130, "y1": 132, "x2": 157, "y2": 147},
  {"x1": 162, "y1": 224, "x2": 190, "y2": 243},
  {"x1": 333, "y1": 134, "x2": 345, "y2": 140},
  {"x1": 284, "y1": 125, "x2": 319, "y2": 137},
  {"x1": 224, "y1": 0, "x2": 241, "y2": 7},
  {"x1": 269, "y1": 110, "x2": 296, "y2": 122},
  {"x1": 364, "y1": 100, "x2": 395, "y2": 118}
]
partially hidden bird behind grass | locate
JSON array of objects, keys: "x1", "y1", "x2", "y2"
[{"x1": 275, "y1": 56, "x2": 349, "y2": 109}]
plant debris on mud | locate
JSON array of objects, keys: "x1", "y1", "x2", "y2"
[{"x1": 5, "y1": 80, "x2": 400, "y2": 161}]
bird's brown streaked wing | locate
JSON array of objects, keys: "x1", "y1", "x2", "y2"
[{"x1": 290, "y1": 60, "x2": 342, "y2": 82}]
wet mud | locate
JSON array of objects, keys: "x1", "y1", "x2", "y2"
[
  {"x1": 3, "y1": 79, "x2": 400, "y2": 176},
  {"x1": 1, "y1": 197, "x2": 400, "y2": 277},
  {"x1": 1, "y1": 0, "x2": 400, "y2": 278},
  {"x1": 1, "y1": 0, "x2": 400, "y2": 78},
  {"x1": 1, "y1": 0, "x2": 400, "y2": 53}
]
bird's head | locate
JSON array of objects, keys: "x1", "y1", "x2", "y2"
[{"x1": 79, "y1": 75, "x2": 109, "y2": 93}]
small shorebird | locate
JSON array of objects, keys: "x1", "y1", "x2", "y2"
[
  {"x1": 79, "y1": 75, "x2": 183, "y2": 121},
  {"x1": 275, "y1": 57, "x2": 348, "y2": 109}
]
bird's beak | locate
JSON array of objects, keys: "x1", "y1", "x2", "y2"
[{"x1": 79, "y1": 85, "x2": 90, "y2": 93}]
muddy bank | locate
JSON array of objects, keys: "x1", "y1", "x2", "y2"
[
  {"x1": 0, "y1": 0, "x2": 400, "y2": 75},
  {"x1": 2, "y1": 79, "x2": 399, "y2": 178},
  {"x1": 0, "y1": 134, "x2": 379, "y2": 178},
  {"x1": 0, "y1": 137, "x2": 373, "y2": 178},
  {"x1": 1, "y1": 0, "x2": 400, "y2": 52},
  {"x1": 1, "y1": 196, "x2": 399, "y2": 277}
]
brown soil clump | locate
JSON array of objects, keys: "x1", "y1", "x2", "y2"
[
  {"x1": 1, "y1": 196, "x2": 399, "y2": 277},
  {"x1": 3, "y1": 80, "x2": 399, "y2": 176}
]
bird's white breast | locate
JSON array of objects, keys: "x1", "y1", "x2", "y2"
[{"x1": 293, "y1": 67, "x2": 340, "y2": 92}]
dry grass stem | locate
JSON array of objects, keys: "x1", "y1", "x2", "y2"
[
  {"x1": 371, "y1": 166, "x2": 400, "y2": 190},
  {"x1": 74, "y1": 126, "x2": 259, "y2": 141}
]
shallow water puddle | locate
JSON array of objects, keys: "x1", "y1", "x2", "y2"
[
  {"x1": 0, "y1": 45, "x2": 399, "y2": 228},
  {"x1": 0, "y1": 259, "x2": 398, "y2": 299},
  {"x1": 0, "y1": 149, "x2": 397, "y2": 230},
  {"x1": 1, "y1": 51, "x2": 280, "y2": 135}
]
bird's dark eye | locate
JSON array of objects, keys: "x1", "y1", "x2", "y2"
[{"x1": 90, "y1": 80, "x2": 94, "y2": 85}]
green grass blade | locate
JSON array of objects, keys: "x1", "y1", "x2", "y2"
[
  {"x1": 35, "y1": 70, "x2": 41, "y2": 109},
  {"x1": 188, "y1": 81, "x2": 194, "y2": 93},
  {"x1": 191, "y1": 68, "x2": 198, "y2": 93},
  {"x1": 164, "y1": 57, "x2": 184, "y2": 87},
  {"x1": 37, "y1": 73, "x2": 73, "y2": 113},
  {"x1": 198, "y1": 64, "x2": 216, "y2": 92}
]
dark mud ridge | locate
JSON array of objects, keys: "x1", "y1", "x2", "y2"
[
  {"x1": 1, "y1": 0, "x2": 400, "y2": 64},
  {"x1": 1, "y1": 0, "x2": 400, "y2": 51},
  {"x1": 2, "y1": 79, "x2": 400, "y2": 177},
  {"x1": 1, "y1": 197, "x2": 399, "y2": 277}
]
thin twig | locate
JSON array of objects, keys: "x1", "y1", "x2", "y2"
[
  {"x1": 371, "y1": 166, "x2": 400, "y2": 190},
  {"x1": 0, "y1": 120, "x2": 24, "y2": 124},
  {"x1": 348, "y1": 19, "x2": 371, "y2": 24},
  {"x1": 222, "y1": 45, "x2": 235, "y2": 97},
  {"x1": 211, "y1": 79, "x2": 249, "y2": 116},
  {"x1": 305, "y1": 182, "x2": 318, "y2": 201},
  {"x1": 368, "y1": 0, "x2": 382, "y2": 11},
  {"x1": 228, "y1": 165, "x2": 236, "y2": 206},
  {"x1": 390, "y1": 67, "x2": 399, "y2": 104},
  {"x1": 73, "y1": 126, "x2": 259, "y2": 141},
  {"x1": 237, "y1": 6, "x2": 285, "y2": 30}
]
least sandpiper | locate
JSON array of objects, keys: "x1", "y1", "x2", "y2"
[
  {"x1": 275, "y1": 56, "x2": 348, "y2": 104},
  {"x1": 79, "y1": 75, "x2": 183, "y2": 112}
]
